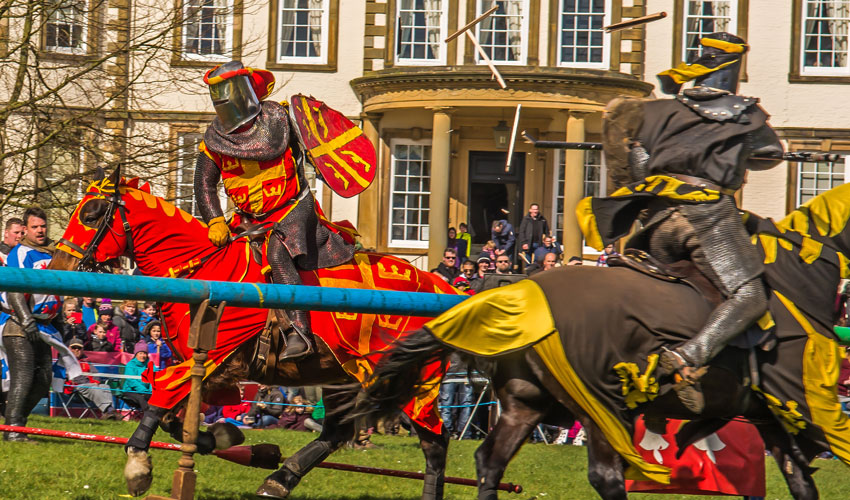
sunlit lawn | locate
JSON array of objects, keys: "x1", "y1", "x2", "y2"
[{"x1": 0, "y1": 415, "x2": 846, "y2": 499}]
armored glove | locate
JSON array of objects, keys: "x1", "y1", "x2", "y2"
[
  {"x1": 207, "y1": 216, "x2": 230, "y2": 247},
  {"x1": 21, "y1": 316, "x2": 40, "y2": 342}
]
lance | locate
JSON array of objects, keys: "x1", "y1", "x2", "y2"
[
  {"x1": 0, "y1": 425, "x2": 523, "y2": 494},
  {"x1": 521, "y1": 131, "x2": 843, "y2": 163}
]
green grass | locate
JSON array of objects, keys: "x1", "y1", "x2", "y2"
[{"x1": 0, "y1": 415, "x2": 847, "y2": 499}]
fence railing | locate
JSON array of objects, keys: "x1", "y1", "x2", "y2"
[{"x1": 0, "y1": 267, "x2": 467, "y2": 316}]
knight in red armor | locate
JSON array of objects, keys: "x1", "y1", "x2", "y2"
[{"x1": 195, "y1": 61, "x2": 354, "y2": 360}]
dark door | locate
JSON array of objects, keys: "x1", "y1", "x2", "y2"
[{"x1": 467, "y1": 151, "x2": 524, "y2": 244}]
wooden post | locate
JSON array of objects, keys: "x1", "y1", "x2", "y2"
[{"x1": 146, "y1": 299, "x2": 225, "y2": 500}]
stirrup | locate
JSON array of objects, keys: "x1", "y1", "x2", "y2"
[
  {"x1": 280, "y1": 326, "x2": 314, "y2": 361},
  {"x1": 659, "y1": 348, "x2": 708, "y2": 414}
]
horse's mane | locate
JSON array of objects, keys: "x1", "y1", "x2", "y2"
[{"x1": 87, "y1": 176, "x2": 209, "y2": 231}]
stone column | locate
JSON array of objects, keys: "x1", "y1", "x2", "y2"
[
  {"x1": 357, "y1": 113, "x2": 382, "y2": 250},
  {"x1": 428, "y1": 108, "x2": 452, "y2": 269},
  {"x1": 562, "y1": 112, "x2": 586, "y2": 261}
]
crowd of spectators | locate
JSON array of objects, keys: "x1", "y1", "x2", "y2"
[{"x1": 203, "y1": 384, "x2": 323, "y2": 433}]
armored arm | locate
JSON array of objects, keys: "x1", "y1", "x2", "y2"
[
  {"x1": 194, "y1": 153, "x2": 224, "y2": 223},
  {"x1": 745, "y1": 124, "x2": 784, "y2": 171},
  {"x1": 7, "y1": 292, "x2": 38, "y2": 341}
]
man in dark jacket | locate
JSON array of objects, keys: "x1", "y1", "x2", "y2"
[
  {"x1": 430, "y1": 248, "x2": 460, "y2": 282},
  {"x1": 490, "y1": 219, "x2": 515, "y2": 260},
  {"x1": 517, "y1": 203, "x2": 549, "y2": 265},
  {"x1": 250, "y1": 385, "x2": 286, "y2": 428}
]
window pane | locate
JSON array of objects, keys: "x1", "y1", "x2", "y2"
[
  {"x1": 683, "y1": 1, "x2": 736, "y2": 63},
  {"x1": 397, "y1": 0, "x2": 443, "y2": 62},
  {"x1": 389, "y1": 143, "x2": 431, "y2": 246},
  {"x1": 803, "y1": 1, "x2": 850, "y2": 71},
  {"x1": 797, "y1": 160, "x2": 845, "y2": 205},
  {"x1": 554, "y1": 150, "x2": 604, "y2": 241},
  {"x1": 45, "y1": 1, "x2": 87, "y2": 52},
  {"x1": 559, "y1": 0, "x2": 606, "y2": 65},
  {"x1": 176, "y1": 133, "x2": 204, "y2": 218},
  {"x1": 279, "y1": 0, "x2": 325, "y2": 61},
  {"x1": 478, "y1": 0, "x2": 525, "y2": 63},
  {"x1": 184, "y1": 0, "x2": 231, "y2": 58}
]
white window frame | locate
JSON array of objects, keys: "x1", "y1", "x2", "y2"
[
  {"x1": 176, "y1": 134, "x2": 203, "y2": 218},
  {"x1": 182, "y1": 0, "x2": 234, "y2": 62},
  {"x1": 44, "y1": 1, "x2": 88, "y2": 55},
  {"x1": 800, "y1": 0, "x2": 850, "y2": 76},
  {"x1": 682, "y1": 0, "x2": 737, "y2": 63},
  {"x1": 395, "y1": 0, "x2": 449, "y2": 66},
  {"x1": 557, "y1": 0, "x2": 611, "y2": 69},
  {"x1": 276, "y1": 0, "x2": 330, "y2": 65},
  {"x1": 475, "y1": 0, "x2": 530, "y2": 66},
  {"x1": 388, "y1": 139, "x2": 432, "y2": 249},
  {"x1": 796, "y1": 159, "x2": 846, "y2": 207},
  {"x1": 552, "y1": 149, "x2": 606, "y2": 254}
]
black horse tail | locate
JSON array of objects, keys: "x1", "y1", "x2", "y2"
[{"x1": 351, "y1": 328, "x2": 452, "y2": 422}]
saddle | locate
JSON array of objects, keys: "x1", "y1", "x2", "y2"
[
  {"x1": 250, "y1": 310, "x2": 283, "y2": 384},
  {"x1": 608, "y1": 249, "x2": 776, "y2": 354},
  {"x1": 607, "y1": 249, "x2": 724, "y2": 307},
  {"x1": 232, "y1": 221, "x2": 273, "y2": 265}
]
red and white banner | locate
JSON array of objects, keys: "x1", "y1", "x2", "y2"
[{"x1": 626, "y1": 416, "x2": 766, "y2": 497}]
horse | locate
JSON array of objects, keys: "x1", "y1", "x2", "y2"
[
  {"x1": 357, "y1": 184, "x2": 850, "y2": 499},
  {"x1": 48, "y1": 168, "x2": 461, "y2": 500}
]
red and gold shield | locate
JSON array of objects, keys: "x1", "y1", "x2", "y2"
[{"x1": 290, "y1": 94, "x2": 376, "y2": 198}]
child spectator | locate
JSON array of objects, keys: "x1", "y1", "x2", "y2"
[
  {"x1": 121, "y1": 341, "x2": 155, "y2": 411},
  {"x1": 113, "y1": 300, "x2": 141, "y2": 353},
  {"x1": 457, "y1": 223, "x2": 472, "y2": 260},
  {"x1": 479, "y1": 241, "x2": 497, "y2": 270},
  {"x1": 138, "y1": 302, "x2": 158, "y2": 333},
  {"x1": 273, "y1": 395, "x2": 322, "y2": 432},
  {"x1": 221, "y1": 387, "x2": 252, "y2": 428},
  {"x1": 144, "y1": 321, "x2": 172, "y2": 369},
  {"x1": 88, "y1": 303, "x2": 121, "y2": 350},
  {"x1": 88, "y1": 324, "x2": 116, "y2": 352},
  {"x1": 61, "y1": 299, "x2": 86, "y2": 345}
]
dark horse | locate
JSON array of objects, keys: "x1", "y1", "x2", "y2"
[
  {"x1": 359, "y1": 185, "x2": 850, "y2": 499},
  {"x1": 49, "y1": 169, "x2": 457, "y2": 499}
]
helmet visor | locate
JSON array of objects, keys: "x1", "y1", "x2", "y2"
[{"x1": 209, "y1": 74, "x2": 260, "y2": 133}]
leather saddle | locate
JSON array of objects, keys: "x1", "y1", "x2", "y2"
[
  {"x1": 607, "y1": 249, "x2": 724, "y2": 307},
  {"x1": 608, "y1": 248, "x2": 776, "y2": 353},
  {"x1": 232, "y1": 222, "x2": 273, "y2": 265}
]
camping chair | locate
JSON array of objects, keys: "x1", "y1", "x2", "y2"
[{"x1": 53, "y1": 389, "x2": 98, "y2": 419}]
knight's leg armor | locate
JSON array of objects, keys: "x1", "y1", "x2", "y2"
[
  {"x1": 648, "y1": 197, "x2": 767, "y2": 413},
  {"x1": 3, "y1": 333, "x2": 37, "y2": 442},
  {"x1": 267, "y1": 233, "x2": 314, "y2": 361}
]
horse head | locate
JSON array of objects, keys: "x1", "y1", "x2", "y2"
[
  {"x1": 53, "y1": 165, "x2": 211, "y2": 277},
  {"x1": 779, "y1": 182, "x2": 850, "y2": 258}
]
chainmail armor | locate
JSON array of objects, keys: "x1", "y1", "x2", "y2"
[{"x1": 203, "y1": 101, "x2": 290, "y2": 162}]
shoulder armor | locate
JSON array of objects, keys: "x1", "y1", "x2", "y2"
[{"x1": 676, "y1": 93, "x2": 759, "y2": 122}]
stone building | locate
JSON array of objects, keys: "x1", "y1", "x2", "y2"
[{"x1": 5, "y1": 1, "x2": 846, "y2": 269}]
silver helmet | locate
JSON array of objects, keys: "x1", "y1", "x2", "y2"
[{"x1": 208, "y1": 61, "x2": 261, "y2": 134}]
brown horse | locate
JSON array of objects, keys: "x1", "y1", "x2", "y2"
[
  {"x1": 358, "y1": 186, "x2": 850, "y2": 499},
  {"x1": 50, "y1": 169, "x2": 458, "y2": 499}
]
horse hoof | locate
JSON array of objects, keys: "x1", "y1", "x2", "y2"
[
  {"x1": 125, "y1": 447, "x2": 153, "y2": 497},
  {"x1": 209, "y1": 421, "x2": 245, "y2": 449},
  {"x1": 255, "y1": 478, "x2": 291, "y2": 499}
]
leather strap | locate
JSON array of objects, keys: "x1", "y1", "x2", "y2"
[
  {"x1": 252, "y1": 310, "x2": 281, "y2": 384},
  {"x1": 667, "y1": 174, "x2": 737, "y2": 196}
]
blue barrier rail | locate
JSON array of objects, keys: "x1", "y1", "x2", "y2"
[{"x1": 0, "y1": 267, "x2": 467, "y2": 316}]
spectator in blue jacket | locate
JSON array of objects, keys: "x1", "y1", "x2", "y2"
[
  {"x1": 490, "y1": 219, "x2": 515, "y2": 260},
  {"x1": 120, "y1": 341, "x2": 156, "y2": 411},
  {"x1": 144, "y1": 321, "x2": 172, "y2": 369}
]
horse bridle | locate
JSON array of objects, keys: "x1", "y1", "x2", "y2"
[{"x1": 58, "y1": 188, "x2": 136, "y2": 273}]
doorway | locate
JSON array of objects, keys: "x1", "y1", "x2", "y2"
[{"x1": 467, "y1": 151, "x2": 525, "y2": 245}]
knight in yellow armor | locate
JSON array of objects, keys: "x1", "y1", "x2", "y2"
[{"x1": 195, "y1": 61, "x2": 354, "y2": 360}]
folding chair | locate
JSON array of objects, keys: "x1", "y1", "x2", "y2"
[{"x1": 53, "y1": 390, "x2": 98, "y2": 419}]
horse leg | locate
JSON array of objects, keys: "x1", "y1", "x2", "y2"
[
  {"x1": 160, "y1": 412, "x2": 244, "y2": 454},
  {"x1": 412, "y1": 419, "x2": 450, "y2": 500},
  {"x1": 582, "y1": 417, "x2": 628, "y2": 500},
  {"x1": 124, "y1": 404, "x2": 168, "y2": 496},
  {"x1": 475, "y1": 377, "x2": 549, "y2": 500},
  {"x1": 256, "y1": 388, "x2": 356, "y2": 499},
  {"x1": 757, "y1": 421, "x2": 819, "y2": 500}
]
